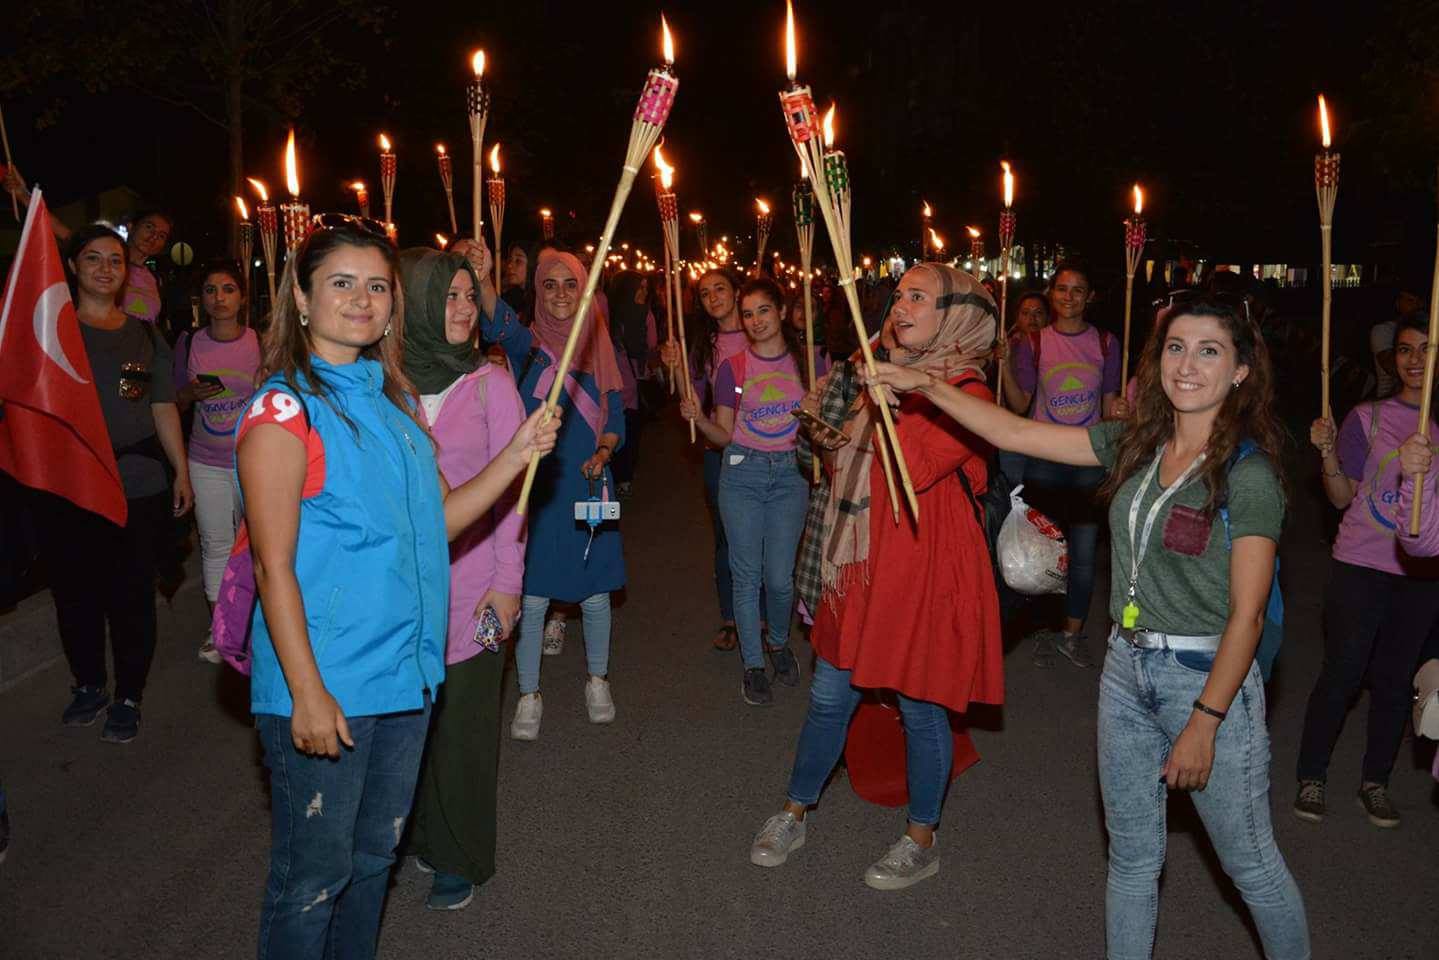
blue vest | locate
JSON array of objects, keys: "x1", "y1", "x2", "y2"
[{"x1": 246, "y1": 357, "x2": 449, "y2": 717}]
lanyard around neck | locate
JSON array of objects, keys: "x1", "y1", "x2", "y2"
[{"x1": 1125, "y1": 445, "x2": 1206, "y2": 600}]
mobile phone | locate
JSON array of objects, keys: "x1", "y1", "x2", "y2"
[
  {"x1": 795, "y1": 406, "x2": 849, "y2": 450},
  {"x1": 472, "y1": 606, "x2": 503, "y2": 651},
  {"x1": 197, "y1": 373, "x2": 225, "y2": 388}
]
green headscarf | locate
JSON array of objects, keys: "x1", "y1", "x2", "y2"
[{"x1": 398, "y1": 247, "x2": 486, "y2": 395}]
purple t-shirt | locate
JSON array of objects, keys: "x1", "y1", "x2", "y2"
[
  {"x1": 714, "y1": 346, "x2": 828, "y2": 452},
  {"x1": 1014, "y1": 324, "x2": 1121, "y2": 426},
  {"x1": 123, "y1": 263, "x2": 162, "y2": 324},
  {"x1": 1334, "y1": 397, "x2": 1439, "y2": 577},
  {"x1": 694, "y1": 328, "x2": 750, "y2": 413},
  {"x1": 186, "y1": 327, "x2": 262, "y2": 467}
]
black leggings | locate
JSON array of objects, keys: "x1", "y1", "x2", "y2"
[{"x1": 36, "y1": 490, "x2": 168, "y2": 703}]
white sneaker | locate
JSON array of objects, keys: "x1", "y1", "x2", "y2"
[
  {"x1": 750, "y1": 811, "x2": 806, "y2": 867},
  {"x1": 585, "y1": 676, "x2": 615, "y2": 724},
  {"x1": 542, "y1": 618, "x2": 566, "y2": 656},
  {"x1": 863, "y1": 834, "x2": 940, "y2": 890},
  {"x1": 198, "y1": 632, "x2": 221, "y2": 664},
  {"x1": 511, "y1": 692, "x2": 542, "y2": 740}
]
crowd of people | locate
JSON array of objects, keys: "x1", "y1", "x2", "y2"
[{"x1": 3, "y1": 154, "x2": 1439, "y2": 960}]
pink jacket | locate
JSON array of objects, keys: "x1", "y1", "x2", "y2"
[{"x1": 426, "y1": 365, "x2": 527, "y2": 664}]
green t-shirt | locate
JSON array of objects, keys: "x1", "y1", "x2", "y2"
[{"x1": 1088, "y1": 421, "x2": 1283, "y2": 637}]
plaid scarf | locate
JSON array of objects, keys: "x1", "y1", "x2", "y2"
[{"x1": 795, "y1": 359, "x2": 865, "y2": 614}]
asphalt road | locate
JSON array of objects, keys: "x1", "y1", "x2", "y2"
[{"x1": 1, "y1": 415, "x2": 1435, "y2": 960}]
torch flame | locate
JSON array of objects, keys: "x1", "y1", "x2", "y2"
[
  {"x1": 930, "y1": 229, "x2": 944, "y2": 251},
  {"x1": 1002, "y1": 161, "x2": 1014, "y2": 208},
  {"x1": 379, "y1": 133, "x2": 392, "y2": 152},
  {"x1": 471, "y1": 50, "x2": 486, "y2": 78},
  {"x1": 284, "y1": 129, "x2": 300, "y2": 198},
  {"x1": 661, "y1": 14, "x2": 674, "y2": 65},
  {"x1": 1317, "y1": 94, "x2": 1331, "y2": 149},
  {"x1": 756, "y1": 198, "x2": 770, "y2": 215},
  {"x1": 246, "y1": 177, "x2": 269, "y2": 203},
  {"x1": 822, "y1": 104, "x2": 836, "y2": 148},
  {"x1": 435, "y1": 233, "x2": 449, "y2": 249},
  {"x1": 235, "y1": 197, "x2": 249, "y2": 220},
  {"x1": 922, "y1": 201, "x2": 932, "y2": 218},
  {"x1": 784, "y1": 0, "x2": 797, "y2": 83},
  {"x1": 350, "y1": 181, "x2": 366, "y2": 193},
  {"x1": 689, "y1": 211, "x2": 704, "y2": 223},
  {"x1": 1132, "y1": 183, "x2": 1144, "y2": 215},
  {"x1": 799, "y1": 156, "x2": 809, "y2": 179},
  {"x1": 489, "y1": 143, "x2": 502, "y2": 175},
  {"x1": 539, "y1": 208, "x2": 552, "y2": 218},
  {"x1": 966, "y1": 226, "x2": 981, "y2": 238},
  {"x1": 652, "y1": 144, "x2": 675, "y2": 190},
  {"x1": 436, "y1": 143, "x2": 446, "y2": 157}
]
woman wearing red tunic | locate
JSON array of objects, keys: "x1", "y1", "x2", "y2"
[{"x1": 749, "y1": 264, "x2": 1003, "y2": 890}]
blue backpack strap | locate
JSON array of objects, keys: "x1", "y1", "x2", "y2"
[{"x1": 1218, "y1": 438, "x2": 1284, "y2": 680}]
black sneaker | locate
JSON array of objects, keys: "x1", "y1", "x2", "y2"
[
  {"x1": 1292, "y1": 779, "x2": 1325, "y2": 823},
  {"x1": 100, "y1": 699, "x2": 141, "y2": 744},
  {"x1": 61, "y1": 686, "x2": 110, "y2": 727},
  {"x1": 768, "y1": 646, "x2": 801, "y2": 687},
  {"x1": 1356, "y1": 781, "x2": 1399, "y2": 828},
  {"x1": 742, "y1": 668, "x2": 773, "y2": 706}
]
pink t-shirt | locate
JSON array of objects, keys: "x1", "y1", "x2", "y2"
[
  {"x1": 1014, "y1": 325, "x2": 1120, "y2": 426},
  {"x1": 714, "y1": 346, "x2": 828, "y2": 452},
  {"x1": 186, "y1": 327, "x2": 262, "y2": 467},
  {"x1": 123, "y1": 263, "x2": 162, "y2": 324},
  {"x1": 1334, "y1": 397, "x2": 1439, "y2": 578}
]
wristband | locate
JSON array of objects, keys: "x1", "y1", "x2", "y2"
[{"x1": 1192, "y1": 699, "x2": 1227, "y2": 721}]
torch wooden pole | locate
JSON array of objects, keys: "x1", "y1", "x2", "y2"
[
  {"x1": 0, "y1": 104, "x2": 18, "y2": 220},
  {"x1": 802, "y1": 271, "x2": 819, "y2": 483},
  {"x1": 661, "y1": 242, "x2": 678, "y2": 393},
  {"x1": 995, "y1": 275, "x2": 1008, "y2": 405},
  {"x1": 470, "y1": 118, "x2": 487, "y2": 239},
  {"x1": 1407, "y1": 215, "x2": 1439, "y2": 535},
  {"x1": 1121, "y1": 273, "x2": 1136, "y2": 387},
  {"x1": 671, "y1": 251, "x2": 696, "y2": 444},
  {"x1": 1320, "y1": 225, "x2": 1333, "y2": 421}
]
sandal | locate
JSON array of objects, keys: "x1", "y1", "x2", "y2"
[{"x1": 712, "y1": 624, "x2": 738, "y2": 652}]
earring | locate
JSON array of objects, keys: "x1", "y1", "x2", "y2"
[
  {"x1": 384, "y1": 323, "x2": 393, "y2": 337},
  {"x1": 1231, "y1": 379, "x2": 1241, "y2": 389},
  {"x1": 299, "y1": 313, "x2": 309, "y2": 327}
]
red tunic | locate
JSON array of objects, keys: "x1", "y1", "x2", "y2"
[{"x1": 812, "y1": 378, "x2": 1004, "y2": 714}]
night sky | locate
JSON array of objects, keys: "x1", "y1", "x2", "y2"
[{"x1": 3, "y1": 0, "x2": 1436, "y2": 283}]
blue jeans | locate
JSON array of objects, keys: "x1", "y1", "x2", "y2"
[
  {"x1": 786, "y1": 658, "x2": 954, "y2": 826},
  {"x1": 516, "y1": 592, "x2": 610, "y2": 693},
  {"x1": 256, "y1": 699, "x2": 432, "y2": 960},
  {"x1": 1099, "y1": 633, "x2": 1309, "y2": 960},
  {"x1": 717, "y1": 445, "x2": 810, "y2": 669},
  {"x1": 703, "y1": 448, "x2": 736, "y2": 621},
  {"x1": 1022, "y1": 458, "x2": 1104, "y2": 625}
]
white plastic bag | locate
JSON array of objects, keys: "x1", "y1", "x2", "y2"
[{"x1": 996, "y1": 485, "x2": 1069, "y2": 596}]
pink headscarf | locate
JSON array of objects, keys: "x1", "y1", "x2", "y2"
[{"x1": 531, "y1": 250, "x2": 625, "y2": 398}]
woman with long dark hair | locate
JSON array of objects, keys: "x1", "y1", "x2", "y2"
[
  {"x1": 868, "y1": 295, "x2": 1308, "y2": 957},
  {"x1": 661, "y1": 267, "x2": 751, "y2": 651},
  {"x1": 238, "y1": 221, "x2": 556, "y2": 958},
  {"x1": 681, "y1": 277, "x2": 825, "y2": 703},
  {"x1": 35, "y1": 224, "x2": 193, "y2": 743}
]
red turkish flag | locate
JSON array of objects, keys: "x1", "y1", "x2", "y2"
[{"x1": 0, "y1": 190, "x2": 127, "y2": 525}]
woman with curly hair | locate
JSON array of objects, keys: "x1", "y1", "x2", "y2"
[{"x1": 868, "y1": 294, "x2": 1309, "y2": 958}]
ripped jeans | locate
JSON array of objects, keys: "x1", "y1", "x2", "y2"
[{"x1": 256, "y1": 699, "x2": 431, "y2": 960}]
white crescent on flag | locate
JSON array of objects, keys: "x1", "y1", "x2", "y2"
[{"x1": 33, "y1": 281, "x2": 88, "y2": 384}]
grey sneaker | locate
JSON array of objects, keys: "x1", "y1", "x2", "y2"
[
  {"x1": 742, "y1": 667, "x2": 773, "y2": 706},
  {"x1": 1356, "y1": 782, "x2": 1399, "y2": 828},
  {"x1": 750, "y1": 811, "x2": 806, "y2": 867},
  {"x1": 863, "y1": 834, "x2": 940, "y2": 891},
  {"x1": 1029, "y1": 630, "x2": 1057, "y2": 668},
  {"x1": 1293, "y1": 779, "x2": 1325, "y2": 823},
  {"x1": 62, "y1": 686, "x2": 111, "y2": 727},
  {"x1": 768, "y1": 646, "x2": 800, "y2": 687},
  {"x1": 1053, "y1": 632, "x2": 1095, "y2": 668}
]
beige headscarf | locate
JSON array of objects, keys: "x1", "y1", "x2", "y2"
[{"x1": 821, "y1": 264, "x2": 997, "y2": 597}]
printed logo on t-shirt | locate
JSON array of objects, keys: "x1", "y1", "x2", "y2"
[
  {"x1": 1363, "y1": 447, "x2": 1403, "y2": 534},
  {"x1": 197, "y1": 367, "x2": 255, "y2": 438},
  {"x1": 1040, "y1": 361, "x2": 1101, "y2": 425},
  {"x1": 741, "y1": 372, "x2": 801, "y2": 440}
]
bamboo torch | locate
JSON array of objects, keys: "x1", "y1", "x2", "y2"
[
  {"x1": 921, "y1": 201, "x2": 932, "y2": 262},
  {"x1": 539, "y1": 207, "x2": 556, "y2": 240},
  {"x1": 487, "y1": 144, "x2": 506, "y2": 291},
  {"x1": 247, "y1": 177, "x2": 278, "y2": 306},
  {"x1": 0, "y1": 104, "x2": 18, "y2": 220},
  {"x1": 437, "y1": 144, "x2": 458, "y2": 235},
  {"x1": 754, "y1": 198, "x2": 773, "y2": 275},
  {"x1": 468, "y1": 51, "x2": 489, "y2": 239},
  {"x1": 967, "y1": 226, "x2": 983, "y2": 278},
  {"x1": 235, "y1": 197, "x2": 253, "y2": 322},
  {"x1": 794, "y1": 163, "x2": 819, "y2": 482},
  {"x1": 1408, "y1": 167, "x2": 1439, "y2": 535},
  {"x1": 1121, "y1": 184, "x2": 1146, "y2": 387},
  {"x1": 996, "y1": 162, "x2": 1016, "y2": 405},
  {"x1": 279, "y1": 131, "x2": 310, "y2": 257},
  {"x1": 653, "y1": 148, "x2": 680, "y2": 393},
  {"x1": 653, "y1": 146, "x2": 696, "y2": 441},
  {"x1": 515, "y1": 16, "x2": 680, "y2": 516},
  {"x1": 378, "y1": 133, "x2": 397, "y2": 227},
  {"x1": 780, "y1": 1, "x2": 916, "y2": 522},
  {"x1": 689, "y1": 211, "x2": 707, "y2": 259},
  {"x1": 350, "y1": 181, "x2": 371, "y2": 219},
  {"x1": 1315, "y1": 94, "x2": 1340, "y2": 421}
]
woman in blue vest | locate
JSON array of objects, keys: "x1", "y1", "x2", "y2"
[
  {"x1": 236, "y1": 221, "x2": 557, "y2": 960},
  {"x1": 458, "y1": 240, "x2": 626, "y2": 741}
]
